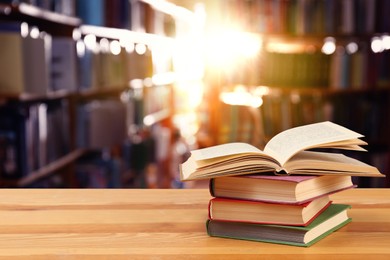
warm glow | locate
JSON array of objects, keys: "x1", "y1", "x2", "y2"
[
  {"x1": 172, "y1": 38, "x2": 204, "y2": 82},
  {"x1": 372, "y1": 37, "x2": 383, "y2": 53},
  {"x1": 322, "y1": 37, "x2": 336, "y2": 55},
  {"x1": 372, "y1": 35, "x2": 390, "y2": 53},
  {"x1": 76, "y1": 40, "x2": 85, "y2": 57},
  {"x1": 175, "y1": 80, "x2": 204, "y2": 109},
  {"x1": 383, "y1": 35, "x2": 390, "y2": 50},
  {"x1": 124, "y1": 42, "x2": 135, "y2": 53},
  {"x1": 30, "y1": 26, "x2": 40, "y2": 39},
  {"x1": 220, "y1": 85, "x2": 263, "y2": 108},
  {"x1": 130, "y1": 79, "x2": 144, "y2": 89},
  {"x1": 205, "y1": 30, "x2": 261, "y2": 68},
  {"x1": 266, "y1": 42, "x2": 307, "y2": 53},
  {"x1": 110, "y1": 40, "x2": 121, "y2": 55},
  {"x1": 100, "y1": 38, "x2": 110, "y2": 53},
  {"x1": 253, "y1": 86, "x2": 270, "y2": 96},
  {"x1": 346, "y1": 42, "x2": 358, "y2": 54},
  {"x1": 38, "y1": 104, "x2": 47, "y2": 143},
  {"x1": 135, "y1": 43, "x2": 147, "y2": 55},
  {"x1": 73, "y1": 29, "x2": 81, "y2": 41},
  {"x1": 21, "y1": 22, "x2": 29, "y2": 38},
  {"x1": 84, "y1": 34, "x2": 97, "y2": 50},
  {"x1": 152, "y1": 72, "x2": 176, "y2": 85}
]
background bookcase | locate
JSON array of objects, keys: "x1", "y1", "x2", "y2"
[
  {"x1": 196, "y1": 0, "x2": 390, "y2": 188},
  {"x1": 0, "y1": 0, "x2": 199, "y2": 188},
  {"x1": 1, "y1": 0, "x2": 389, "y2": 188}
]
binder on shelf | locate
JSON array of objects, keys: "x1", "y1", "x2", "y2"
[
  {"x1": 51, "y1": 36, "x2": 78, "y2": 93},
  {"x1": 0, "y1": 21, "x2": 51, "y2": 96}
]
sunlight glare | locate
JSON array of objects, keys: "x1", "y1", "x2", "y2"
[
  {"x1": 220, "y1": 85, "x2": 263, "y2": 108},
  {"x1": 205, "y1": 30, "x2": 261, "y2": 68}
]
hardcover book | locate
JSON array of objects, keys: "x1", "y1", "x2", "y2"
[
  {"x1": 180, "y1": 121, "x2": 384, "y2": 181},
  {"x1": 209, "y1": 174, "x2": 355, "y2": 204},
  {"x1": 208, "y1": 195, "x2": 331, "y2": 226},
  {"x1": 206, "y1": 203, "x2": 352, "y2": 247}
]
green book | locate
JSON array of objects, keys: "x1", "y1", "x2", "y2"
[{"x1": 206, "y1": 204, "x2": 351, "y2": 247}]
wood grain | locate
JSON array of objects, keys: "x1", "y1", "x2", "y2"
[{"x1": 0, "y1": 188, "x2": 388, "y2": 259}]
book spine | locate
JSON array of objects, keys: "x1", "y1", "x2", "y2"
[{"x1": 209, "y1": 179, "x2": 216, "y2": 197}]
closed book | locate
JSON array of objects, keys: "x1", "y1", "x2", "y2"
[
  {"x1": 206, "y1": 203, "x2": 352, "y2": 247},
  {"x1": 51, "y1": 37, "x2": 78, "y2": 92},
  {"x1": 210, "y1": 174, "x2": 354, "y2": 204},
  {"x1": 76, "y1": 0, "x2": 104, "y2": 26},
  {"x1": 0, "y1": 22, "x2": 50, "y2": 95},
  {"x1": 208, "y1": 195, "x2": 331, "y2": 226},
  {"x1": 22, "y1": 31, "x2": 51, "y2": 96}
]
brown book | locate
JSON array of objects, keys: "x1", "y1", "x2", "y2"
[
  {"x1": 208, "y1": 195, "x2": 331, "y2": 226},
  {"x1": 209, "y1": 175, "x2": 355, "y2": 204}
]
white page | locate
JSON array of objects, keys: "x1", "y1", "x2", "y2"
[
  {"x1": 191, "y1": 142, "x2": 263, "y2": 161},
  {"x1": 264, "y1": 121, "x2": 364, "y2": 166}
]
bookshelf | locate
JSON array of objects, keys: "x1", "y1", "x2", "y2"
[
  {"x1": 0, "y1": 0, "x2": 198, "y2": 188},
  {"x1": 199, "y1": 0, "x2": 390, "y2": 188}
]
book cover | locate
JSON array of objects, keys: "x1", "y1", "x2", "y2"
[
  {"x1": 206, "y1": 204, "x2": 352, "y2": 247},
  {"x1": 51, "y1": 37, "x2": 78, "y2": 93},
  {"x1": 208, "y1": 195, "x2": 332, "y2": 226},
  {"x1": 22, "y1": 30, "x2": 51, "y2": 96},
  {"x1": 76, "y1": 0, "x2": 105, "y2": 26},
  {"x1": 0, "y1": 21, "x2": 51, "y2": 95},
  {"x1": 0, "y1": 22, "x2": 26, "y2": 94},
  {"x1": 209, "y1": 174, "x2": 355, "y2": 204},
  {"x1": 0, "y1": 106, "x2": 29, "y2": 179}
]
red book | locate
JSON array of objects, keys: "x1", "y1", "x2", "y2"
[
  {"x1": 208, "y1": 195, "x2": 332, "y2": 226},
  {"x1": 209, "y1": 174, "x2": 355, "y2": 204}
]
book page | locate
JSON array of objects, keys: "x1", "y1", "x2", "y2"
[
  {"x1": 264, "y1": 121, "x2": 364, "y2": 166},
  {"x1": 284, "y1": 151, "x2": 383, "y2": 176},
  {"x1": 190, "y1": 142, "x2": 263, "y2": 161}
]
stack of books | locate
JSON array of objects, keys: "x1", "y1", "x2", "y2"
[
  {"x1": 206, "y1": 174, "x2": 353, "y2": 247},
  {"x1": 180, "y1": 121, "x2": 384, "y2": 247}
]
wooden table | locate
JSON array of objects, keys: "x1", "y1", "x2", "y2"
[{"x1": 0, "y1": 188, "x2": 389, "y2": 259}]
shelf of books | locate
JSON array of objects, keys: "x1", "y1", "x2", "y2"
[
  {"x1": 200, "y1": 0, "x2": 390, "y2": 188},
  {"x1": 0, "y1": 1, "x2": 80, "y2": 187},
  {"x1": 207, "y1": 0, "x2": 389, "y2": 36},
  {"x1": 0, "y1": 2, "x2": 80, "y2": 36},
  {"x1": 0, "y1": 0, "x2": 198, "y2": 188}
]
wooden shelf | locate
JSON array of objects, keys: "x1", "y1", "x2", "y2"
[
  {"x1": 14, "y1": 3, "x2": 80, "y2": 26},
  {"x1": 0, "y1": 3, "x2": 80, "y2": 26},
  {"x1": 80, "y1": 24, "x2": 174, "y2": 46},
  {"x1": 77, "y1": 87, "x2": 128, "y2": 100},
  {"x1": 16, "y1": 149, "x2": 87, "y2": 187},
  {"x1": 256, "y1": 86, "x2": 390, "y2": 97},
  {"x1": 0, "y1": 3, "x2": 80, "y2": 36},
  {"x1": 259, "y1": 32, "x2": 386, "y2": 43},
  {"x1": 0, "y1": 89, "x2": 73, "y2": 105}
]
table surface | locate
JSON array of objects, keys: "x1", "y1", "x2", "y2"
[{"x1": 0, "y1": 188, "x2": 389, "y2": 259}]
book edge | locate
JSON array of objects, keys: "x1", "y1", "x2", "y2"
[{"x1": 208, "y1": 198, "x2": 332, "y2": 226}]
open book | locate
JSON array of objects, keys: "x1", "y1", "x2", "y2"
[{"x1": 180, "y1": 121, "x2": 384, "y2": 181}]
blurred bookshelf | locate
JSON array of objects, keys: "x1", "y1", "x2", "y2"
[
  {"x1": 0, "y1": 0, "x2": 202, "y2": 188},
  {"x1": 197, "y1": 0, "x2": 390, "y2": 188},
  {"x1": 1, "y1": 0, "x2": 389, "y2": 188}
]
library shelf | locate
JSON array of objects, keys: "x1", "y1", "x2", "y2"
[
  {"x1": 16, "y1": 149, "x2": 87, "y2": 188},
  {"x1": 0, "y1": 3, "x2": 80, "y2": 36},
  {"x1": 0, "y1": 0, "x2": 198, "y2": 188}
]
